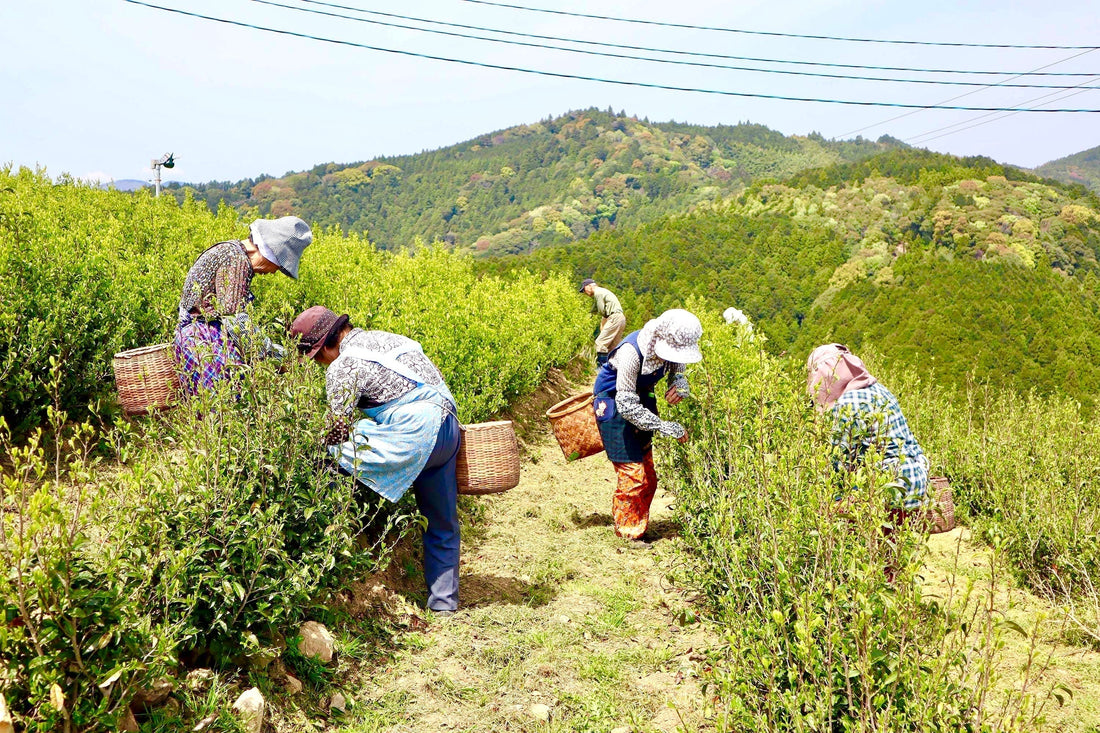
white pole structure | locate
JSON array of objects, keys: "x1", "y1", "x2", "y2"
[{"x1": 150, "y1": 153, "x2": 175, "y2": 197}]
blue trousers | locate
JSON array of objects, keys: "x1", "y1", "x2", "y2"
[{"x1": 413, "y1": 413, "x2": 461, "y2": 611}]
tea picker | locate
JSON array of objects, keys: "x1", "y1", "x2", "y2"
[
  {"x1": 579, "y1": 278, "x2": 627, "y2": 368},
  {"x1": 592, "y1": 309, "x2": 702, "y2": 540},
  {"x1": 175, "y1": 216, "x2": 312, "y2": 395},
  {"x1": 292, "y1": 306, "x2": 517, "y2": 616}
]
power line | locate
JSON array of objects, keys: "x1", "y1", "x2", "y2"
[
  {"x1": 292, "y1": 0, "x2": 1100, "y2": 77},
  {"x1": 121, "y1": 0, "x2": 1100, "y2": 112},
  {"x1": 252, "y1": 0, "x2": 1100, "y2": 91},
  {"x1": 916, "y1": 88, "x2": 1097, "y2": 144},
  {"x1": 907, "y1": 79, "x2": 1100, "y2": 144},
  {"x1": 835, "y1": 47, "x2": 1099, "y2": 138},
  {"x1": 461, "y1": 0, "x2": 1100, "y2": 51}
]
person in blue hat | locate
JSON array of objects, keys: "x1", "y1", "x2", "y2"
[{"x1": 174, "y1": 216, "x2": 312, "y2": 394}]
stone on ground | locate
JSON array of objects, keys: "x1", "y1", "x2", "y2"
[
  {"x1": 231, "y1": 687, "x2": 265, "y2": 733},
  {"x1": 298, "y1": 620, "x2": 335, "y2": 664}
]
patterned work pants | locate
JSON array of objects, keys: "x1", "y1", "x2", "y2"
[{"x1": 611, "y1": 450, "x2": 658, "y2": 540}]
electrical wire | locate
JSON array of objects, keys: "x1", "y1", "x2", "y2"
[
  {"x1": 292, "y1": 0, "x2": 1100, "y2": 77},
  {"x1": 907, "y1": 78, "x2": 1100, "y2": 144},
  {"x1": 835, "y1": 47, "x2": 1099, "y2": 138},
  {"x1": 121, "y1": 0, "x2": 1100, "y2": 112},
  {"x1": 460, "y1": 0, "x2": 1100, "y2": 51},
  {"x1": 250, "y1": 0, "x2": 1100, "y2": 91}
]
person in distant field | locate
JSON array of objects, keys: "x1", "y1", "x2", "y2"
[
  {"x1": 722, "y1": 306, "x2": 753, "y2": 333},
  {"x1": 175, "y1": 216, "x2": 312, "y2": 394},
  {"x1": 580, "y1": 278, "x2": 626, "y2": 367},
  {"x1": 593, "y1": 309, "x2": 702, "y2": 540},
  {"x1": 291, "y1": 306, "x2": 461, "y2": 616},
  {"x1": 806, "y1": 344, "x2": 928, "y2": 515}
]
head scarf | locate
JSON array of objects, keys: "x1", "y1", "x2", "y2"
[
  {"x1": 806, "y1": 343, "x2": 876, "y2": 410},
  {"x1": 636, "y1": 309, "x2": 703, "y2": 373}
]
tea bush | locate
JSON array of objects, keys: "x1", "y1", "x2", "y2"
[
  {"x1": 664, "y1": 310, "x2": 1050, "y2": 731},
  {"x1": 0, "y1": 368, "x2": 175, "y2": 732},
  {"x1": 0, "y1": 166, "x2": 589, "y2": 432},
  {"x1": 874, "y1": 364, "x2": 1100, "y2": 597},
  {"x1": 0, "y1": 168, "x2": 589, "y2": 728}
]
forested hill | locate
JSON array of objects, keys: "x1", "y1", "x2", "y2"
[
  {"x1": 487, "y1": 149, "x2": 1100, "y2": 410},
  {"x1": 169, "y1": 108, "x2": 896, "y2": 255},
  {"x1": 1035, "y1": 144, "x2": 1100, "y2": 195}
]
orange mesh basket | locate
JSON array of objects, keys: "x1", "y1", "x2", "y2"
[{"x1": 545, "y1": 391, "x2": 604, "y2": 462}]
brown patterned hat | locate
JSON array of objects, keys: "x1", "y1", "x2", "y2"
[{"x1": 290, "y1": 305, "x2": 349, "y2": 359}]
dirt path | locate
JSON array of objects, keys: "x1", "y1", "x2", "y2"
[{"x1": 319, "y1": 425, "x2": 719, "y2": 733}]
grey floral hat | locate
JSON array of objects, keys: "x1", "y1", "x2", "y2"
[
  {"x1": 249, "y1": 216, "x2": 313, "y2": 279},
  {"x1": 639, "y1": 309, "x2": 703, "y2": 364}
]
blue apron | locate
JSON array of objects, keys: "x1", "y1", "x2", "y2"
[
  {"x1": 329, "y1": 342, "x2": 458, "y2": 502},
  {"x1": 592, "y1": 332, "x2": 666, "y2": 464}
]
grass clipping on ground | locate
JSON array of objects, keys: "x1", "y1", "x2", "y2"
[{"x1": 922, "y1": 528, "x2": 1100, "y2": 732}]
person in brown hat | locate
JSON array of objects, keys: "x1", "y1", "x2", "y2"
[{"x1": 290, "y1": 306, "x2": 461, "y2": 615}]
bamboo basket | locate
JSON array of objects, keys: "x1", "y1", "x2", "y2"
[
  {"x1": 923, "y1": 476, "x2": 957, "y2": 534},
  {"x1": 545, "y1": 391, "x2": 604, "y2": 462},
  {"x1": 112, "y1": 343, "x2": 180, "y2": 415},
  {"x1": 456, "y1": 420, "x2": 521, "y2": 495}
]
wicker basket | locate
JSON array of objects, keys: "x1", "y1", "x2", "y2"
[
  {"x1": 545, "y1": 391, "x2": 604, "y2": 462},
  {"x1": 923, "y1": 476, "x2": 957, "y2": 534},
  {"x1": 112, "y1": 343, "x2": 180, "y2": 415},
  {"x1": 456, "y1": 420, "x2": 521, "y2": 495}
]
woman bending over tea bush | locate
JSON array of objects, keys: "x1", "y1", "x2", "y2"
[
  {"x1": 807, "y1": 343, "x2": 928, "y2": 514},
  {"x1": 175, "y1": 216, "x2": 313, "y2": 394},
  {"x1": 292, "y1": 306, "x2": 462, "y2": 615},
  {"x1": 594, "y1": 309, "x2": 702, "y2": 540}
]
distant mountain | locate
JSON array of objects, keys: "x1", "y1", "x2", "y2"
[
  {"x1": 488, "y1": 148, "x2": 1100, "y2": 410},
  {"x1": 168, "y1": 108, "x2": 902, "y2": 255},
  {"x1": 100, "y1": 179, "x2": 149, "y2": 192},
  {"x1": 1034, "y1": 144, "x2": 1100, "y2": 194}
]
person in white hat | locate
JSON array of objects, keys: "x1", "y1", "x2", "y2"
[
  {"x1": 591, "y1": 309, "x2": 702, "y2": 540},
  {"x1": 174, "y1": 216, "x2": 312, "y2": 394}
]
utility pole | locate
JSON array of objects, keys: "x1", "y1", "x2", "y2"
[{"x1": 151, "y1": 152, "x2": 175, "y2": 197}]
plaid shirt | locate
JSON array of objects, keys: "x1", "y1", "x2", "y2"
[{"x1": 831, "y1": 382, "x2": 928, "y2": 510}]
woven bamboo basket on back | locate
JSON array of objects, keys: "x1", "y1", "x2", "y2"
[
  {"x1": 922, "y1": 476, "x2": 956, "y2": 534},
  {"x1": 545, "y1": 391, "x2": 604, "y2": 462},
  {"x1": 456, "y1": 420, "x2": 521, "y2": 495},
  {"x1": 112, "y1": 343, "x2": 180, "y2": 415}
]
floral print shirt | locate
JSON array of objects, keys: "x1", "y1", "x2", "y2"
[
  {"x1": 323, "y1": 328, "x2": 448, "y2": 445},
  {"x1": 177, "y1": 240, "x2": 254, "y2": 322},
  {"x1": 608, "y1": 345, "x2": 688, "y2": 439}
]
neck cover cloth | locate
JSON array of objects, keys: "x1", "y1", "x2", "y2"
[
  {"x1": 636, "y1": 309, "x2": 703, "y2": 373},
  {"x1": 806, "y1": 343, "x2": 877, "y2": 410}
]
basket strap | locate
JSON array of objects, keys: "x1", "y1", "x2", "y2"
[{"x1": 342, "y1": 343, "x2": 459, "y2": 422}]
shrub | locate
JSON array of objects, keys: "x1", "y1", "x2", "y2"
[{"x1": 663, "y1": 310, "x2": 1050, "y2": 731}]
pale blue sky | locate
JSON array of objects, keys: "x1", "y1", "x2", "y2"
[{"x1": 2, "y1": 0, "x2": 1098, "y2": 185}]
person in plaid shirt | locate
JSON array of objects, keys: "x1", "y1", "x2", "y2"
[{"x1": 807, "y1": 344, "x2": 928, "y2": 511}]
